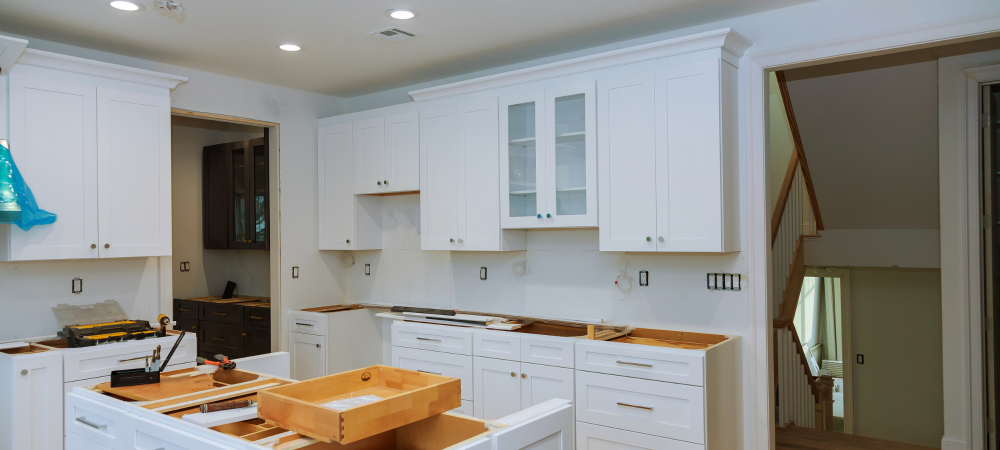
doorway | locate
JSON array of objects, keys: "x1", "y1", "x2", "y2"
[{"x1": 800, "y1": 268, "x2": 853, "y2": 434}]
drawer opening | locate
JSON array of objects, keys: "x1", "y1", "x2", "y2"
[
  {"x1": 511, "y1": 322, "x2": 588, "y2": 337},
  {"x1": 91, "y1": 368, "x2": 283, "y2": 402},
  {"x1": 611, "y1": 328, "x2": 729, "y2": 350},
  {"x1": 258, "y1": 365, "x2": 462, "y2": 444},
  {"x1": 300, "y1": 304, "x2": 364, "y2": 313},
  {"x1": 35, "y1": 338, "x2": 68, "y2": 348},
  {"x1": 1, "y1": 343, "x2": 53, "y2": 354}
]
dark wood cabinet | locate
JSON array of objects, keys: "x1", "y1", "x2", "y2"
[
  {"x1": 203, "y1": 130, "x2": 270, "y2": 250},
  {"x1": 174, "y1": 296, "x2": 271, "y2": 361}
]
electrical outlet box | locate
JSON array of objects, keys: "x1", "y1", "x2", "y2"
[
  {"x1": 292, "y1": 266, "x2": 300, "y2": 279},
  {"x1": 71, "y1": 278, "x2": 83, "y2": 294},
  {"x1": 365, "y1": 263, "x2": 371, "y2": 276},
  {"x1": 856, "y1": 354, "x2": 864, "y2": 364},
  {"x1": 480, "y1": 266, "x2": 487, "y2": 280},
  {"x1": 639, "y1": 270, "x2": 648, "y2": 286},
  {"x1": 179, "y1": 262, "x2": 190, "y2": 272}
]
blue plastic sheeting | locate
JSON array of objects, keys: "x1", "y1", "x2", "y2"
[{"x1": 0, "y1": 140, "x2": 56, "y2": 230}]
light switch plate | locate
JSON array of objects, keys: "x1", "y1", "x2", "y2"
[
  {"x1": 71, "y1": 278, "x2": 83, "y2": 294},
  {"x1": 480, "y1": 266, "x2": 487, "y2": 280},
  {"x1": 292, "y1": 266, "x2": 299, "y2": 279}
]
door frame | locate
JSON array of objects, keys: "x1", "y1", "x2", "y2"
[
  {"x1": 746, "y1": 15, "x2": 1000, "y2": 450},
  {"x1": 165, "y1": 108, "x2": 282, "y2": 353}
]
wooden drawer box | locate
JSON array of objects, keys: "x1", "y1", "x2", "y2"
[{"x1": 257, "y1": 365, "x2": 461, "y2": 444}]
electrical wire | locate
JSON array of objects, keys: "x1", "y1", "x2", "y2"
[
  {"x1": 512, "y1": 251, "x2": 530, "y2": 276},
  {"x1": 341, "y1": 252, "x2": 356, "y2": 268},
  {"x1": 616, "y1": 254, "x2": 634, "y2": 300}
]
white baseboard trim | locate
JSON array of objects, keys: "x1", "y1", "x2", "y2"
[{"x1": 942, "y1": 437, "x2": 967, "y2": 450}]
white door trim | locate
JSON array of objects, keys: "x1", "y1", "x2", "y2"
[{"x1": 746, "y1": 14, "x2": 1000, "y2": 450}]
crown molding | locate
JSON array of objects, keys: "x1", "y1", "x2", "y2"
[
  {"x1": 408, "y1": 27, "x2": 751, "y2": 102},
  {"x1": 16, "y1": 49, "x2": 187, "y2": 89},
  {"x1": 0, "y1": 35, "x2": 28, "y2": 75}
]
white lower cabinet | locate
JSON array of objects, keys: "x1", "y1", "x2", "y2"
[
  {"x1": 66, "y1": 432, "x2": 113, "y2": 450},
  {"x1": 451, "y1": 399, "x2": 475, "y2": 417},
  {"x1": 393, "y1": 346, "x2": 473, "y2": 401},
  {"x1": 288, "y1": 332, "x2": 325, "y2": 381},
  {"x1": 125, "y1": 415, "x2": 228, "y2": 450},
  {"x1": 1, "y1": 349, "x2": 63, "y2": 450},
  {"x1": 521, "y1": 363, "x2": 574, "y2": 411},
  {"x1": 65, "y1": 393, "x2": 127, "y2": 449},
  {"x1": 576, "y1": 422, "x2": 704, "y2": 450},
  {"x1": 474, "y1": 357, "x2": 575, "y2": 424}
]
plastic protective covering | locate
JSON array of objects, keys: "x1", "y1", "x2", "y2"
[{"x1": 0, "y1": 139, "x2": 56, "y2": 230}]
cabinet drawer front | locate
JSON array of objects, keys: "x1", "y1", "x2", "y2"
[
  {"x1": 198, "y1": 322, "x2": 243, "y2": 355},
  {"x1": 520, "y1": 336, "x2": 575, "y2": 369},
  {"x1": 64, "y1": 335, "x2": 195, "y2": 382},
  {"x1": 473, "y1": 331, "x2": 520, "y2": 361},
  {"x1": 244, "y1": 306, "x2": 271, "y2": 328},
  {"x1": 288, "y1": 311, "x2": 326, "y2": 336},
  {"x1": 125, "y1": 416, "x2": 229, "y2": 450},
  {"x1": 576, "y1": 371, "x2": 705, "y2": 443},
  {"x1": 392, "y1": 322, "x2": 472, "y2": 355},
  {"x1": 577, "y1": 422, "x2": 704, "y2": 450},
  {"x1": 575, "y1": 341, "x2": 704, "y2": 385},
  {"x1": 65, "y1": 393, "x2": 127, "y2": 448},
  {"x1": 199, "y1": 302, "x2": 243, "y2": 325},
  {"x1": 173, "y1": 299, "x2": 199, "y2": 320},
  {"x1": 392, "y1": 346, "x2": 473, "y2": 400},
  {"x1": 243, "y1": 326, "x2": 271, "y2": 357},
  {"x1": 174, "y1": 318, "x2": 198, "y2": 334},
  {"x1": 66, "y1": 432, "x2": 114, "y2": 450}
]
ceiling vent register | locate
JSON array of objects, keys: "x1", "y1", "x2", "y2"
[{"x1": 367, "y1": 27, "x2": 422, "y2": 43}]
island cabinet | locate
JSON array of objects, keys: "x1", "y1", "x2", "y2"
[{"x1": 0, "y1": 50, "x2": 183, "y2": 261}]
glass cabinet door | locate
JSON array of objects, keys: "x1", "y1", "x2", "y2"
[
  {"x1": 248, "y1": 135, "x2": 269, "y2": 250},
  {"x1": 229, "y1": 140, "x2": 249, "y2": 248},
  {"x1": 499, "y1": 91, "x2": 546, "y2": 228},
  {"x1": 544, "y1": 81, "x2": 597, "y2": 227},
  {"x1": 227, "y1": 134, "x2": 269, "y2": 250}
]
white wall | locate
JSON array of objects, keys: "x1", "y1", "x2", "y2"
[
  {"x1": 171, "y1": 121, "x2": 270, "y2": 299},
  {"x1": 769, "y1": 72, "x2": 796, "y2": 215},
  {"x1": 805, "y1": 229, "x2": 940, "y2": 269}
]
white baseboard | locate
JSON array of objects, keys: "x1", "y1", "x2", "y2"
[{"x1": 942, "y1": 437, "x2": 967, "y2": 450}]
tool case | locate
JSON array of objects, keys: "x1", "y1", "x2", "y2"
[{"x1": 53, "y1": 300, "x2": 164, "y2": 348}]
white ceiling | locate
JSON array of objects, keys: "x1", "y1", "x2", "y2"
[
  {"x1": 0, "y1": 0, "x2": 812, "y2": 97},
  {"x1": 786, "y1": 60, "x2": 940, "y2": 230}
]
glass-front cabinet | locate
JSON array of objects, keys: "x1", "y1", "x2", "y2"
[{"x1": 500, "y1": 81, "x2": 596, "y2": 228}]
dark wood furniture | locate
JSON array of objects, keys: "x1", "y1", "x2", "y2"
[
  {"x1": 172, "y1": 296, "x2": 271, "y2": 361},
  {"x1": 203, "y1": 131, "x2": 270, "y2": 250}
]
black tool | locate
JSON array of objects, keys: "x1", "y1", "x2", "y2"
[
  {"x1": 222, "y1": 281, "x2": 237, "y2": 299},
  {"x1": 390, "y1": 306, "x2": 456, "y2": 316},
  {"x1": 109, "y1": 331, "x2": 185, "y2": 388},
  {"x1": 159, "y1": 331, "x2": 185, "y2": 373}
]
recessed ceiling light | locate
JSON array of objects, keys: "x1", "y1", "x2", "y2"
[
  {"x1": 278, "y1": 44, "x2": 301, "y2": 52},
  {"x1": 108, "y1": 0, "x2": 144, "y2": 11},
  {"x1": 386, "y1": 9, "x2": 417, "y2": 20}
]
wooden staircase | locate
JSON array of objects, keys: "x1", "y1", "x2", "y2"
[{"x1": 771, "y1": 71, "x2": 834, "y2": 431}]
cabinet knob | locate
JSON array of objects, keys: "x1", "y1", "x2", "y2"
[
  {"x1": 546, "y1": 213, "x2": 551, "y2": 218},
  {"x1": 20, "y1": 369, "x2": 27, "y2": 376},
  {"x1": 316, "y1": 344, "x2": 321, "y2": 348},
  {"x1": 450, "y1": 238, "x2": 455, "y2": 243},
  {"x1": 521, "y1": 373, "x2": 526, "y2": 379},
  {"x1": 510, "y1": 372, "x2": 516, "y2": 377},
  {"x1": 91, "y1": 244, "x2": 96, "y2": 249},
  {"x1": 658, "y1": 236, "x2": 664, "y2": 242},
  {"x1": 457, "y1": 238, "x2": 463, "y2": 243},
  {"x1": 346, "y1": 239, "x2": 351, "y2": 244},
  {"x1": 537, "y1": 214, "x2": 542, "y2": 219},
  {"x1": 384, "y1": 180, "x2": 388, "y2": 185},
  {"x1": 377, "y1": 181, "x2": 382, "y2": 186},
  {"x1": 104, "y1": 243, "x2": 110, "y2": 249},
  {"x1": 645, "y1": 237, "x2": 651, "y2": 242}
]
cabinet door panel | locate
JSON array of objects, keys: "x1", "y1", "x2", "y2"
[
  {"x1": 473, "y1": 356, "x2": 521, "y2": 420},
  {"x1": 289, "y1": 332, "x2": 326, "y2": 381},
  {"x1": 457, "y1": 99, "x2": 500, "y2": 251},
  {"x1": 520, "y1": 362, "x2": 574, "y2": 409},
  {"x1": 384, "y1": 111, "x2": 420, "y2": 192},
  {"x1": 97, "y1": 87, "x2": 171, "y2": 258},
  {"x1": 597, "y1": 72, "x2": 657, "y2": 252},
  {"x1": 202, "y1": 143, "x2": 229, "y2": 249},
  {"x1": 125, "y1": 415, "x2": 229, "y2": 450},
  {"x1": 7, "y1": 73, "x2": 98, "y2": 260},
  {"x1": 577, "y1": 422, "x2": 704, "y2": 450},
  {"x1": 545, "y1": 80, "x2": 597, "y2": 227},
  {"x1": 318, "y1": 123, "x2": 354, "y2": 250},
  {"x1": 13, "y1": 351, "x2": 63, "y2": 450},
  {"x1": 393, "y1": 346, "x2": 473, "y2": 401},
  {"x1": 354, "y1": 117, "x2": 385, "y2": 194},
  {"x1": 420, "y1": 105, "x2": 460, "y2": 250},
  {"x1": 499, "y1": 90, "x2": 546, "y2": 229},
  {"x1": 655, "y1": 60, "x2": 722, "y2": 252}
]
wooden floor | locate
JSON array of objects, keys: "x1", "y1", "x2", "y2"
[{"x1": 776, "y1": 426, "x2": 938, "y2": 450}]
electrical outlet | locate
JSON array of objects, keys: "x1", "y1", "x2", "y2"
[
  {"x1": 71, "y1": 278, "x2": 83, "y2": 294},
  {"x1": 292, "y1": 266, "x2": 299, "y2": 279},
  {"x1": 639, "y1": 270, "x2": 648, "y2": 286},
  {"x1": 365, "y1": 263, "x2": 371, "y2": 276},
  {"x1": 480, "y1": 266, "x2": 487, "y2": 280},
  {"x1": 856, "y1": 354, "x2": 864, "y2": 364}
]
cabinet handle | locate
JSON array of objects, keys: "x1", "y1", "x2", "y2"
[
  {"x1": 537, "y1": 214, "x2": 542, "y2": 219},
  {"x1": 416, "y1": 337, "x2": 441, "y2": 342},
  {"x1": 521, "y1": 373, "x2": 526, "y2": 379},
  {"x1": 617, "y1": 402, "x2": 654, "y2": 411},
  {"x1": 91, "y1": 244, "x2": 96, "y2": 249},
  {"x1": 384, "y1": 180, "x2": 388, "y2": 185},
  {"x1": 213, "y1": 312, "x2": 227, "y2": 316},
  {"x1": 418, "y1": 370, "x2": 442, "y2": 375},
  {"x1": 76, "y1": 417, "x2": 106, "y2": 430},
  {"x1": 118, "y1": 356, "x2": 148, "y2": 363},
  {"x1": 645, "y1": 236, "x2": 651, "y2": 242},
  {"x1": 242, "y1": 333, "x2": 247, "y2": 337},
  {"x1": 316, "y1": 344, "x2": 321, "y2": 348},
  {"x1": 104, "y1": 243, "x2": 110, "y2": 249},
  {"x1": 179, "y1": 308, "x2": 192, "y2": 312},
  {"x1": 295, "y1": 322, "x2": 314, "y2": 327},
  {"x1": 20, "y1": 369, "x2": 27, "y2": 375},
  {"x1": 449, "y1": 238, "x2": 455, "y2": 243},
  {"x1": 457, "y1": 238, "x2": 463, "y2": 243},
  {"x1": 250, "y1": 316, "x2": 263, "y2": 320},
  {"x1": 658, "y1": 236, "x2": 664, "y2": 242},
  {"x1": 616, "y1": 360, "x2": 653, "y2": 368},
  {"x1": 346, "y1": 239, "x2": 351, "y2": 244},
  {"x1": 377, "y1": 181, "x2": 382, "y2": 185},
  {"x1": 213, "y1": 337, "x2": 226, "y2": 341},
  {"x1": 510, "y1": 372, "x2": 516, "y2": 377},
  {"x1": 546, "y1": 213, "x2": 551, "y2": 218}
]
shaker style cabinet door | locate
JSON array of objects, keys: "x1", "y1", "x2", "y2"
[
  {"x1": 288, "y1": 331, "x2": 326, "y2": 381},
  {"x1": 318, "y1": 122, "x2": 355, "y2": 250},
  {"x1": 384, "y1": 111, "x2": 420, "y2": 192},
  {"x1": 456, "y1": 99, "x2": 501, "y2": 251},
  {"x1": 473, "y1": 356, "x2": 522, "y2": 420},
  {"x1": 544, "y1": 80, "x2": 597, "y2": 228},
  {"x1": 420, "y1": 104, "x2": 461, "y2": 251},
  {"x1": 353, "y1": 116, "x2": 385, "y2": 194},
  {"x1": 6, "y1": 73, "x2": 98, "y2": 261},
  {"x1": 12, "y1": 350, "x2": 64, "y2": 450},
  {"x1": 597, "y1": 71, "x2": 658, "y2": 252},
  {"x1": 96, "y1": 87, "x2": 171, "y2": 258},
  {"x1": 499, "y1": 90, "x2": 546, "y2": 229}
]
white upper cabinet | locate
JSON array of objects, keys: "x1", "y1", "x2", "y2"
[
  {"x1": 353, "y1": 111, "x2": 419, "y2": 195},
  {"x1": 599, "y1": 58, "x2": 739, "y2": 252},
  {"x1": 1, "y1": 54, "x2": 182, "y2": 261},
  {"x1": 318, "y1": 122, "x2": 355, "y2": 250},
  {"x1": 420, "y1": 104, "x2": 461, "y2": 251},
  {"x1": 500, "y1": 82, "x2": 597, "y2": 229},
  {"x1": 353, "y1": 117, "x2": 385, "y2": 194}
]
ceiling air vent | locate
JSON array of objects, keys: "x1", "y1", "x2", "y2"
[{"x1": 367, "y1": 27, "x2": 422, "y2": 43}]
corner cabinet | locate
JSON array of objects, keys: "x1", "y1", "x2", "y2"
[
  {"x1": 0, "y1": 54, "x2": 181, "y2": 261},
  {"x1": 500, "y1": 81, "x2": 597, "y2": 229},
  {"x1": 598, "y1": 58, "x2": 739, "y2": 252}
]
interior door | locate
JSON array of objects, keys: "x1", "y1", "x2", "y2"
[
  {"x1": 545, "y1": 80, "x2": 597, "y2": 228},
  {"x1": 654, "y1": 60, "x2": 722, "y2": 252},
  {"x1": 499, "y1": 90, "x2": 546, "y2": 229},
  {"x1": 7, "y1": 73, "x2": 98, "y2": 260},
  {"x1": 420, "y1": 105, "x2": 460, "y2": 250},
  {"x1": 288, "y1": 332, "x2": 326, "y2": 381},
  {"x1": 597, "y1": 71, "x2": 657, "y2": 251},
  {"x1": 384, "y1": 111, "x2": 420, "y2": 192},
  {"x1": 473, "y1": 356, "x2": 522, "y2": 420},
  {"x1": 354, "y1": 117, "x2": 385, "y2": 194},
  {"x1": 457, "y1": 98, "x2": 500, "y2": 251},
  {"x1": 318, "y1": 123, "x2": 354, "y2": 250},
  {"x1": 520, "y1": 362, "x2": 574, "y2": 409},
  {"x1": 96, "y1": 87, "x2": 171, "y2": 258}
]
